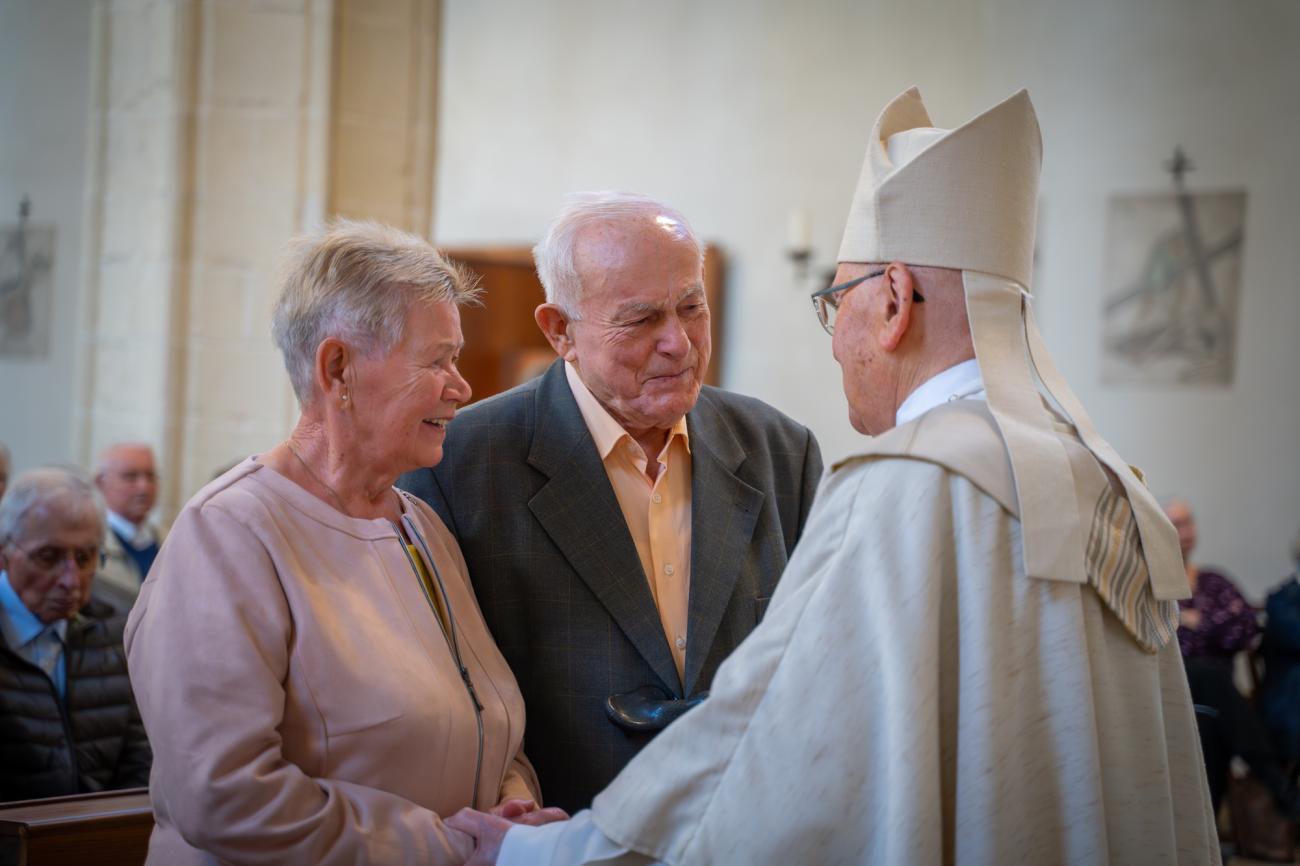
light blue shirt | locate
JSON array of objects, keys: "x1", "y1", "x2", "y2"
[
  {"x1": 0, "y1": 570, "x2": 68, "y2": 697},
  {"x1": 107, "y1": 509, "x2": 158, "y2": 550}
]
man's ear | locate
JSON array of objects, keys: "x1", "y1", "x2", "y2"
[
  {"x1": 535, "y1": 304, "x2": 577, "y2": 361},
  {"x1": 314, "y1": 337, "x2": 352, "y2": 407},
  {"x1": 876, "y1": 261, "x2": 916, "y2": 353}
]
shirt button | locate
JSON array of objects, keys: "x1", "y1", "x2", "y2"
[
  {"x1": 664, "y1": 564, "x2": 675, "y2": 576},
  {"x1": 675, "y1": 636, "x2": 686, "y2": 650},
  {"x1": 652, "y1": 493, "x2": 662, "y2": 504}
]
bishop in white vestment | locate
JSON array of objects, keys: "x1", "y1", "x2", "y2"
[{"x1": 452, "y1": 87, "x2": 1221, "y2": 866}]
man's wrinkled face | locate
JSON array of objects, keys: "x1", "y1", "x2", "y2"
[
  {"x1": 1164, "y1": 501, "x2": 1197, "y2": 560},
  {"x1": 0, "y1": 501, "x2": 102, "y2": 624},
  {"x1": 829, "y1": 263, "x2": 891, "y2": 435},
  {"x1": 566, "y1": 218, "x2": 710, "y2": 435},
  {"x1": 96, "y1": 445, "x2": 158, "y2": 525}
]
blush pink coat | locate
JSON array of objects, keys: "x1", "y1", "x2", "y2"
[{"x1": 125, "y1": 458, "x2": 538, "y2": 865}]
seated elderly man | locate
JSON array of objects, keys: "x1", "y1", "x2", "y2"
[
  {"x1": 0, "y1": 467, "x2": 151, "y2": 802},
  {"x1": 93, "y1": 443, "x2": 165, "y2": 613},
  {"x1": 0, "y1": 441, "x2": 10, "y2": 502}
]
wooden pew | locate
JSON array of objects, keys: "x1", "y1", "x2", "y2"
[{"x1": 0, "y1": 789, "x2": 152, "y2": 866}]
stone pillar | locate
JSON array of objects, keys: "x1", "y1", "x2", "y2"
[
  {"x1": 77, "y1": 0, "x2": 200, "y2": 494},
  {"x1": 329, "y1": 0, "x2": 440, "y2": 232},
  {"x1": 175, "y1": 0, "x2": 333, "y2": 504},
  {"x1": 77, "y1": 0, "x2": 334, "y2": 514},
  {"x1": 77, "y1": 0, "x2": 440, "y2": 515}
]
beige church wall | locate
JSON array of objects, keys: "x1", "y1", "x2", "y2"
[
  {"x1": 433, "y1": 0, "x2": 1300, "y2": 597},
  {"x1": 0, "y1": 0, "x2": 93, "y2": 471},
  {"x1": 0, "y1": 0, "x2": 1294, "y2": 597},
  {"x1": 0, "y1": 0, "x2": 440, "y2": 518}
]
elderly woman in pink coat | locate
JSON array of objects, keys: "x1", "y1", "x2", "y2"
[{"x1": 126, "y1": 220, "x2": 562, "y2": 865}]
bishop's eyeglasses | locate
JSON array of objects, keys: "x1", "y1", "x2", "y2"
[{"x1": 810, "y1": 269, "x2": 924, "y2": 335}]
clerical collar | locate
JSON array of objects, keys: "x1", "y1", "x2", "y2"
[{"x1": 895, "y1": 358, "x2": 986, "y2": 427}]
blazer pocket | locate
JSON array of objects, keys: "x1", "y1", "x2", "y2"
[{"x1": 755, "y1": 595, "x2": 773, "y2": 624}]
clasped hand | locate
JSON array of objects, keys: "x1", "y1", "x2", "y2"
[{"x1": 448, "y1": 798, "x2": 569, "y2": 865}]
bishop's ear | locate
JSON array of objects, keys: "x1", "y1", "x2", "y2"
[
  {"x1": 876, "y1": 262, "x2": 917, "y2": 353},
  {"x1": 534, "y1": 304, "x2": 577, "y2": 361}
]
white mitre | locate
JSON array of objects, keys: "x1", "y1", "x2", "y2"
[{"x1": 839, "y1": 87, "x2": 1185, "y2": 599}]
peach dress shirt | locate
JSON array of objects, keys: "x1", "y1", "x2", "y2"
[{"x1": 565, "y1": 362, "x2": 692, "y2": 684}]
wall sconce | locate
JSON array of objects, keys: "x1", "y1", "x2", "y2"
[
  {"x1": 787, "y1": 208, "x2": 812, "y2": 279},
  {"x1": 786, "y1": 208, "x2": 836, "y2": 290}
]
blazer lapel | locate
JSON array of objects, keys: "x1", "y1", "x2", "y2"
[
  {"x1": 526, "y1": 361, "x2": 682, "y2": 696},
  {"x1": 682, "y1": 394, "x2": 764, "y2": 695}
]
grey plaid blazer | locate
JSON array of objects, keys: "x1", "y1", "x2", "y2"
[{"x1": 398, "y1": 360, "x2": 823, "y2": 811}]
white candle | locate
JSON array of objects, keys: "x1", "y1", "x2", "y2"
[{"x1": 787, "y1": 208, "x2": 811, "y2": 250}]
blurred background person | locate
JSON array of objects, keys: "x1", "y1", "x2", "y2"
[
  {"x1": 0, "y1": 466, "x2": 150, "y2": 802},
  {"x1": 126, "y1": 221, "x2": 556, "y2": 865},
  {"x1": 1170, "y1": 498, "x2": 1258, "y2": 663},
  {"x1": 93, "y1": 443, "x2": 165, "y2": 613},
  {"x1": 0, "y1": 442, "x2": 10, "y2": 502},
  {"x1": 1167, "y1": 498, "x2": 1296, "y2": 817},
  {"x1": 1260, "y1": 527, "x2": 1300, "y2": 766}
]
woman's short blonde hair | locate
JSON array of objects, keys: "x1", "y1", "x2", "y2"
[{"x1": 271, "y1": 219, "x2": 480, "y2": 405}]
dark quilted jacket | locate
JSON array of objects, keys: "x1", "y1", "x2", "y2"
[{"x1": 0, "y1": 602, "x2": 151, "y2": 801}]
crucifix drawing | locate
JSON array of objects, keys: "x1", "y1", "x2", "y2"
[{"x1": 1101, "y1": 148, "x2": 1245, "y2": 385}]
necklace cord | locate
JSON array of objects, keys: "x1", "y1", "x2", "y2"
[{"x1": 285, "y1": 441, "x2": 351, "y2": 516}]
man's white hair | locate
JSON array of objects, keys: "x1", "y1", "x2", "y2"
[
  {"x1": 532, "y1": 191, "x2": 704, "y2": 318},
  {"x1": 94, "y1": 442, "x2": 155, "y2": 478},
  {"x1": 0, "y1": 466, "x2": 105, "y2": 545},
  {"x1": 271, "y1": 219, "x2": 482, "y2": 407}
]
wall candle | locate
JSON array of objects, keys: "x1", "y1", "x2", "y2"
[{"x1": 787, "y1": 209, "x2": 811, "y2": 251}]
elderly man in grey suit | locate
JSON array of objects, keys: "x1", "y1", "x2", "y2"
[{"x1": 400, "y1": 191, "x2": 822, "y2": 812}]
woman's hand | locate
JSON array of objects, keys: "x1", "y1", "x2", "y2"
[
  {"x1": 443, "y1": 824, "x2": 476, "y2": 863},
  {"x1": 449, "y1": 804, "x2": 570, "y2": 865},
  {"x1": 489, "y1": 798, "x2": 569, "y2": 826},
  {"x1": 489, "y1": 798, "x2": 537, "y2": 820},
  {"x1": 447, "y1": 810, "x2": 510, "y2": 866}
]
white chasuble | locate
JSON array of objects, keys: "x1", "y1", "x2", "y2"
[{"x1": 503, "y1": 401, "x2": 1218, "y2": 866}]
